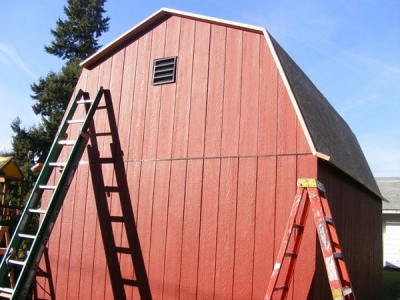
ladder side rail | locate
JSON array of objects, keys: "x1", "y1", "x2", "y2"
[
  {"x1": 265, "y1": 187, "x2": 306, "y2": 300},
  {"x1": 307, "y1": 187, "x2": 345, "y2": 300},
  {"x1": 13, "y1": 137, "x2": 90, "y2": 299},
  {"x1": 0, "y1": 89, "x2": 85, "y2": 285},
  {"x1": 9, "y1": 88, "x2": 84, "y2": 231},
  {"x1": 281, "y1": 189, "x2": 311, "y2": 298},
  {"x1": 12, "y1": 88, "x2": 104, "y2": 299},
  {"x1": 26, "y1": 88, "x2": 85, "y2": 201},
  {"x1": 318, "y1": 190, "x2": 355, "y2": 298}
]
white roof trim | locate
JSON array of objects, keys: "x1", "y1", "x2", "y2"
[
  {"x1": 81, "y1": 8, "x2": 266, "y2": 68},
  {"x1": 261, "y1": 30, "x2": 317, "y2": 156}
]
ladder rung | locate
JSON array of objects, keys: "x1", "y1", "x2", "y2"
[
  {"x1": 325, "y1": 217, "x2": 334, "y2": 224},
  {"x1": 274, "y1": 285, "x2": 288, "y2": 291},
  {"x1": 97, "y1": 158, "x2": 114, "y2": 164},
  {"x1": 121, "y1": 278, "x2": 138, "y2": 286},
  {"x1": 39, "y1": 185, "x2": 56, "y2": 190},
  {"x1": 333, "y1": 252, "x2": 343, "y2": 259},
  {"x1": 7, "y1": 259, "x2": 25, "y2": 267},
  {"x1": 58, "y1": 140, "x2": 76, "y2": 146},
  {"x1": 342, "y1": 287, "x2": 353, "y2": 296},
  {"x1": 293, "y1": 223, "x2": 304, "y2": 230},
  {"x1": 18, "y1": 233, "x2": 36, "y2": 240},
  {"x1": 50, "y1": 161, "x2": 87, "y2": 167},
  {"x1": 77, "y1": 99, "x2": 94, "y2": 104},
  {"x1": 109, "y1": 216, "x2": 124, "y2": 223},
  {"x1": 284, "y1": 252, "x2": 297, "y2": 258},
  {"x1": 115, "y1": 247, "x2": 131, "y2": 254},
  {"x1": 67, "y1": 119, "x2": 85, "y2": 124},
  {"x1": 49, "y1": 162, "x2": 66, "y2": 168},
  {"x1": 29, "y1": 209, "x2": 47, "y2": 214},
  {"x1": 104, "y1": 186, "x2": 119, "y2": 193},
  {"x1": 0, "y1": 287, "x2": 13, "y2": 298},
  {"x1": 93, "y1": 132, "x2": 111, "y2": 137}
]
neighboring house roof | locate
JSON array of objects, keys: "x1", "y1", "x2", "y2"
[
  {"x1": 0, "y1": 156, "x2": 24, "y2": 181},
  {"x1": 80, "y1": 8, "x2": 381, "y2": 199},
  {"x1": 376, "y1": 177, "x2": 400, "y2": 210}
]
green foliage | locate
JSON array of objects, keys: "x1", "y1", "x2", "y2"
[
  {"x1": 383, "y1": 268, "x2": 400, "y2": 299},
  {"x1": 45, "y1": 0, "x2": 110, "y2": 60},
  {"x1": 8, "y1": 0, "x2": 110, "y2": 205},
  {"x1": 9, "y1": 118, "x2": 45, "y2": 202},
  {"x1": 30, "y1": 58, "x2": 82, "y2": 160}
]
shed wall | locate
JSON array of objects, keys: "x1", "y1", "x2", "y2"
[
  {"x1": 36, "y1": 16, "x2": 319, "y2": 299},
  {"x1": 311, "y1": 160, "x2": 383, "y2": 299}
]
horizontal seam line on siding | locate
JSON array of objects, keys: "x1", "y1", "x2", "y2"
[{"x1": 89, "y1": 152, "x2": 314, "y2": 164}]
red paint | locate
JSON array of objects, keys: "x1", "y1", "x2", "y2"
[{"x1": 35, "y1": 15, "x2": 381, "y2": 300}]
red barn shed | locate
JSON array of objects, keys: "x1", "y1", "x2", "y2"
[{"x1": 36, "y1": 8, "x2": 383, "y2": 299}]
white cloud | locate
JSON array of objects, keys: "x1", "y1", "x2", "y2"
[{"x1": 0, "y1": 43, "x2": 38, "y2": 79}]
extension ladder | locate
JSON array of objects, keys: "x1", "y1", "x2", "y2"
[
  {"x1": 0, "y1": 87, "x2": 105, "y2": 299},
  {"x1": 265, "y1": 178, "x2": 355, "y2": 300}
]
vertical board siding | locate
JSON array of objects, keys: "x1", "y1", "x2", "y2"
[
  {"x1": 142, "y1": 22, "x2": 165, "y2": 160},
  {"x1": 221, "y1": 28, "x2": 242, "y2": 156},
  {"x1": 156, "y1": 17, "x2": 180, "y2": 159},
  {"x1": 124, "y1": 161, "x2": 142, "y2": 300},
  {"x1": 78, "y1": 64, "x2": 101, "y2": 300},
  {"x1": 117, "y1": 38, "x2": 138, "y2": 157},
  {"x1": 293, "y1": 155, "x2": 318, "y2": 299},
  {"x1": 163, "y1": 160, "x2": 186, "y2": 298},
  {"x1": 116, "y1": 41, "x2": 139, "y2": 299},
  {"x1": 277, "y1": 75, "x2": 297, "y2": 155},
  {"x1": 239, "y1": 32, "x2": 260, "y2": 156},
  {"x1": 90, "y1": 56, "x2": 113, "y2": 300},
  {"x1": 136, "y1": 161, "x2": 156, "y2": 269},
  {"x1": 214, "y1": 157, "x2": 238, "y2": 299},
  {"x1": 180, "y1": 159, "x2": 203, "y2": 299},
  {"x1": 197, "y1": 159, "x2": 220, "y2": 299},
  {"x1": 41, "y1": 17, "x2": 322, "y2": 299},
  {"x1": 148, "y1": 160, "x2": 170, "y2": 299},
  {"x1": 128, "y1": 29, "x2": 152, "y2": 161},
  {"x1": 204, "y1": 24, "x2": 226, "y2": 157},
  {"x1": 187, "y1": 21, "x2": 210, "y2": 158},
  {"x1": 315, "y1": 161, "x2": 382, "y2": 300},
  {"x1": 258, "y1": 38, "x2": 278, "y2": 156},
  {"x1": 63, "y1": 111, "x2": 89, "y2": 299},
  {"x1": 104, "y1": 48, "x2": 126, "y2": 300},
  {"x1": 172, "y1": 18, "x2": 195, "y2": 158},
  {"x1": 252, "y1": 156, "x2": 277, "y2": 298},
  {"x1": 233, "y1": 157, "x2": 257, "y2": 298}
]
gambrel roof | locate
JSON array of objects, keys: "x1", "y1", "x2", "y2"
[{"x1": 81, "y1": 8, "x2": 381, "y2": 198}]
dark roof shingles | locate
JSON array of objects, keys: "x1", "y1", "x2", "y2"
[{"x1": 270, "y1": 35, "x2": 380, "y2": 197}]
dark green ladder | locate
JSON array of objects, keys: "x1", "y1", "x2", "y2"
[{"x1": 0, "y1": 87, "x2": 105, "y2": 299}]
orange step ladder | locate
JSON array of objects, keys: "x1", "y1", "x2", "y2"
[{"x1": 265, "y1": 178, "x2": 355, "y2": 300}]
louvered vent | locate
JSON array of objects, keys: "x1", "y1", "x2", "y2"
[{"x1": 152, "y1": 56, "x2": 177, "y2": 85}]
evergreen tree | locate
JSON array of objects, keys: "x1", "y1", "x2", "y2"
[
  {"x1": 9, "y1": 0, "x2": 110, "y2": 204},
  {"x1": 45, "y1": 0, "x2": 110, "y2": 60}
]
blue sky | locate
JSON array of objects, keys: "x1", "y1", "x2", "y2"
[{"x1": 0, "y1": 0, "x2": 399, "y2": 177}]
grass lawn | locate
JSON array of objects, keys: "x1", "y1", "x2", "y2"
[{"x1": 383, "y1": 268, "x2": 400, "y2": 300}]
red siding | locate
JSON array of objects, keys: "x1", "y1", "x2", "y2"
[
  {"x1": 35, "y1": 15, "x2": 349, "y2": 300},
  {"x1": 313, "y1": 161, "x2": 382, "y2": 300}
]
